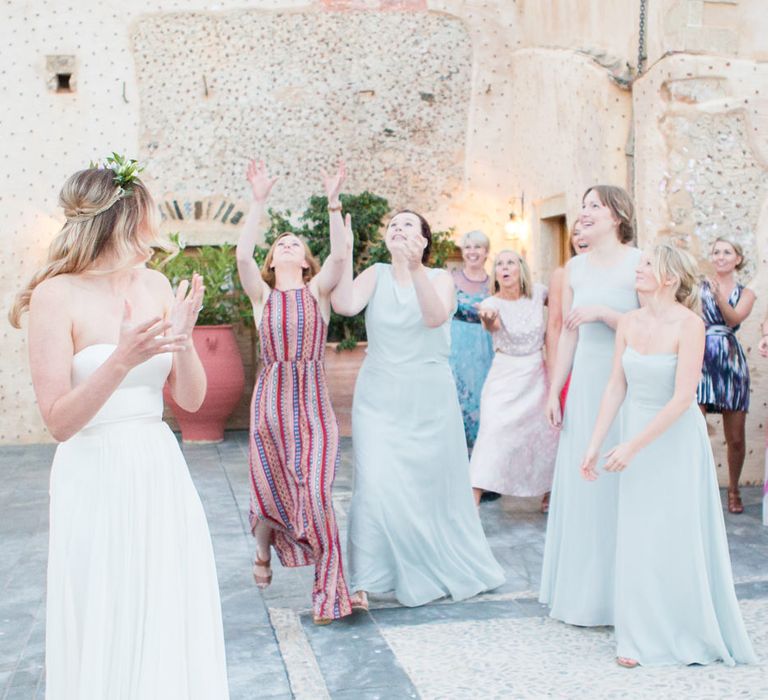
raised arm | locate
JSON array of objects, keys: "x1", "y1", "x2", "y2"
[
  {"x1": 164, "y1": 272, "x2": 207, "y2": 412},
  {"x1": 312, "y1": 161, "x2": 348, "y2": 297},
  {"x1": 28, "y1": 278, "x2": 186, "y2": 442},
  {"x1": 546, "y1": 264, "x2": 578, "y2": 428},
  {"x1": 579, "y1": 316, "x2": 630, "y2": 480},
  {"x1": 396, "y1": 236, "x2": 454, "y2": 327},
  {"x1": 709, "y1": 279, "x2": 755, "y2": 327},
  {"x1": 236, "y1": 159, "x2": 276, "y2": 306},
  {"x1": 600, "y1": 314, "x2": 705, "y2": 474},
  {"x1": 330, "y1": 214, "x2": 378, "y2": 316}
]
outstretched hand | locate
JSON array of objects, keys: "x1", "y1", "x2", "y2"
[
  {"x1": 169, "y1": 273, "x2": 205, "y2": 346},
  {"x1": 321, "y1": 159, "x2": 347, "y2": 204},
  {"x1": 246, "y1": 159, "x2": 278, "y2": 202},
  {"x1": 478, "y1": 307, "x2": 499, "y2": 326}
]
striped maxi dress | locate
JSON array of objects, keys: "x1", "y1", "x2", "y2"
[{"x1": 249, "y1": 286, "x2": 353, "y2": 620}]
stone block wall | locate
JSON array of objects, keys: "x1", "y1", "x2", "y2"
[{"x1": 2, "y1": 0, "x2": 768, "y2": 487}]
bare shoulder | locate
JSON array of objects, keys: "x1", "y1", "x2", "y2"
[
  {"x1": 679, "y1": 307, "x2": 705, "y2": 334},
  {"x1": 549, "y1": 266, "x2": 565, "y2": 286},
  {"x1": 30, "y1": 274, "x2": 73, "y2": 307},
  {"x1": 620, "y1": 307, "x2": 645, "y2": 330},
  {"x1": 138, "y1": 267, "x2": 173, "y2": 293}
]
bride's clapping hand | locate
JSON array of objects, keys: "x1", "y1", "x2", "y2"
[
  {"x1": 114, "y1": 301, "x2": 187, "y2": 369},
  {"x1": 169, "y1": 273, "x2": 205, "y2": 348}
]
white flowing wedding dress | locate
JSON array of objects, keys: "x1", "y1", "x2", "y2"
[{"x1": 45, "y1": 344, "x2": 229, "y2": 699}]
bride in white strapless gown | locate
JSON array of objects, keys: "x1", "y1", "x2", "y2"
[
  {"x1": 46, "y1": 345, "x2": 229, "y2": 698},
  {"x1": 9, "y1": 162, "x2": 229, "y2": 699}
]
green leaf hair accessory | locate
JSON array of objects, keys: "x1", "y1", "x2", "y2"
[{"x1": 67, "y1": 153, "x2": 145, "y2": 223}]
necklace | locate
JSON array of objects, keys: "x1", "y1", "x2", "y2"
[{"x1": 460, "y1": 268, "x2": 489, "y2": 284}]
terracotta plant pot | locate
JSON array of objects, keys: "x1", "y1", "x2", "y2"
[
  {"x1": 324, "y1": 342, "x2": 367, "y2": 437},
  {"x1": 164, "y1": 325, "x2": 245, "y2": 443}
]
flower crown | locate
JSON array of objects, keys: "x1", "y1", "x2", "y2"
[{"x1": 67, "y1": 153, "x2": 145, "y2": 222}]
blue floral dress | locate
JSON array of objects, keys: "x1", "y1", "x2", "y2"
[
  {"x1": 696, "y1": 281, "x2": 750, "y2": 413},
  {"x1": 448, "y1": 271, "x2": 494, "y2": 449}
]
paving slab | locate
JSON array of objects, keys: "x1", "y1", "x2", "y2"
[{"x1": 1, "y1": 433, "x2": 767, "y2": 699}]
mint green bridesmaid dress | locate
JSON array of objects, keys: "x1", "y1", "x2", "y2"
[
  {"x1": 347, "y1": 264, "x2": 505, "y2": 606},
  {"x1": 614, "y1": 348, "x2": 755, "y2": 666},
  {"x1": 540, "y1": 247, "x2": 641, "y2": 626}
]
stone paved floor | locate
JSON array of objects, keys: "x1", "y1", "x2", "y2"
[{"x1": 2, "y1": 432, "x2": 767, "y2": 699}]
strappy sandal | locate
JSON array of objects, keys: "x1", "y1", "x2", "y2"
[
  {"x1": 350, "y1": 590, "x2": 369, "y2": 613},
  {"x1": 727, "y1": 489, "x2": 744, "y2": 514},
  {"x1": 617, "y1": 657, "x2": 639, "y2": 668},
  {"x1": 252, "y1": 552, "x2": 272, "y2": 590}
]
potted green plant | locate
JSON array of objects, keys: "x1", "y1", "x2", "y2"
[
  {"x1": 151, "y1": 233, "x2": 261, "y2": 443},
  {"x1": 266, "y1": 194, "x2": 456, "y2": 434}
]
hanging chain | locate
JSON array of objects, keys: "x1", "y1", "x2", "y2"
[{"x1": 637, "y1": 0, "x2": 648, "y2": 75}]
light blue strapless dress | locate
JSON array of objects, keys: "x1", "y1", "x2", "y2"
[
  {"x1": 615, "y1": 348, "x2": 756, "y2": 666},
  {"x1": 539, "y1": 247, "x2": 642, "y2": 626},
  {"x1": 348, "y1": 264, "x2": 505, "y2": 606}
]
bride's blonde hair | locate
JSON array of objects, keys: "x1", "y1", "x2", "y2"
[
  {"x1": 651, "y1": 242, "x2": 701, "y2": 311},
  {"x1": 9, "y1": 168, "x2": 160, "y2": 328}
]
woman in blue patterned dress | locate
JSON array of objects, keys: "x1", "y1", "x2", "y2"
[
  {"x1": 697, "y1": 237, "x2": 755, "y2": 514},
  {"x1": 449, "y1": 230, "x2": 494, "y2": 452}
]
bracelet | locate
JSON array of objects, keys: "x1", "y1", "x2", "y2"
[{"x1": 327, "y1": 202, "x2": 342, "y2": 213}]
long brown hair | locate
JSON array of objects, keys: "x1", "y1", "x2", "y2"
[
  {"x1": 9, "y1": 168, "x2": 160, "y2": 328},
  {"x1": 260, "y1": 232, "x2": 320, "y2": 288}
]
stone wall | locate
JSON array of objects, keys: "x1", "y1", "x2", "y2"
[{"x1": 2, "y1": 0, "x2": 768, "y2": 485}]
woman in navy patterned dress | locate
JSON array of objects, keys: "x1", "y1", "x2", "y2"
[{"x1": 697, "y1": 237, "x2": 755, "y2": 514}]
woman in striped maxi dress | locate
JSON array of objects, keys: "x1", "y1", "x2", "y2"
[{"x1": 236, "y1": 159, "x2": 362, "y2": 624}]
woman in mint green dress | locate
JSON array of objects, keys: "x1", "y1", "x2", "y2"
[
  {"x1": 581, "y1": 243, "x2": 755, "y2": 668},
  {"x1": 540, "y1": 186, "x2": 641, "y2": 627},
  {"x1": 332, "y1": 210, "x2": 505, "y2": 607}
]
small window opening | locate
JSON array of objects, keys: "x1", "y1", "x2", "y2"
[{"x1": 56, "y1": 73, "x2": 72, "y2": 93}]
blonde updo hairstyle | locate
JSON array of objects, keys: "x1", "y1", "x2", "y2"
[
  {"x1": 260, "y1": 232, "x2": 321, "y2": 288},
  {"x1": 492, "y1": 248, "x2": 533, "y2": 299},
  {"x1": 9, "y1": 167, "x2": 160, "y2": 328},
  {"x1": 583, "y1": 185, "x2": 635, "y2": 244},
  {"x1": 711, "y1": 236, "x2": 746, "y2": 271},
  {"x1": 651, "y1": 242, "x2": 701, "y2": 311}
]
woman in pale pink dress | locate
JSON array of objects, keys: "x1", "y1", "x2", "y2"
[{"x1": 469, "y1": 250, "x2": 558, "y2": 509}]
